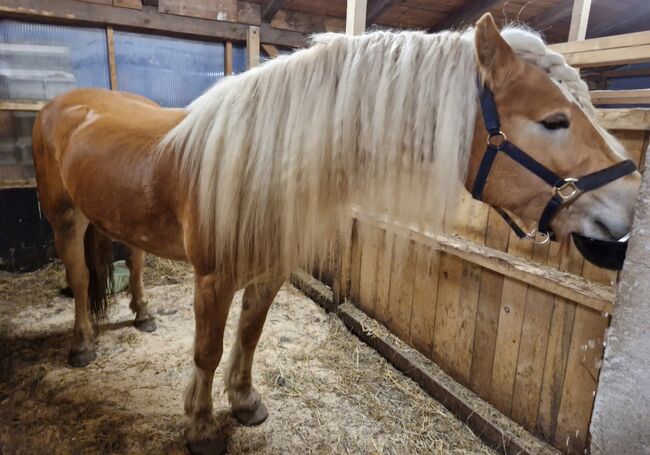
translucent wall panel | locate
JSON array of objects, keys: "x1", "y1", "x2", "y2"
[
  {"x1": 114, "y1": 31, "x2": 224, "y2": 107},
  {"x1": 0, "y1": 111, "x2": 37, "y2": 182},
  {"x1": 0, "y1": 20, "x2": 110, "y2": 101},
  {"x1": 233, "y1": 44, "x2": 247, "y2": 74}
]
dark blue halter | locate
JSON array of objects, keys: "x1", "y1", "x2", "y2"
[{"x1": 471, "y1": 84, "x2": 637, "y2": 243}]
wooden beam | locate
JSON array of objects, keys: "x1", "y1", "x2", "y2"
[
  {"x1": 247, "y1": 25, "x2": 260, "y2": 69},
  {"x1": 528, "y1": 1, "x2": 573, "y2": 32},
  {"x1": 549, "y1": 30, "x2": 650, "y2": 55},
  {"x1": 591, "y1": 89, "x2": 650, "y2": 105},
  {"x1": 106, "y1": 26, "x2": 118, "y2": 90},
  {"x1": 596, "y1": 109, "x2": 650, "y2": 130},
  {"x1": 271, "y1": 9, "x2": 345, "y2": 34},
  {"x1": 261, "y1": 43, "x2": 279, "y2": 58},
  {"x1": 224, "y1": 40, "x2": 233, "y2": 75},
  {"x1": 346, "y1": 0, "x2": 367, "y2": 36},
  {"x1": 430, "y1": 0, "x2": 502, "y2": 32},
  {"x1": 0, "y1": 0, "x2": 306, "y2": 47},
  {"x1": 562, "y1": 45, "x2": 650, "y2": 68},
  {"x1": 261, "y1": 0, "x2": 283, "y2": 22},
  {"x1": 568, "y1": 0, "x2": 591, "y2": 41},
  {"x1": 352, "y1": 210, "x2": 615, "y2": 314},
  {"x1": 0, "y1": 101, "x2": 45, "y2": 111},
  {"x1": 366, "y1": 0, "x2": 399, "y2": 25}
]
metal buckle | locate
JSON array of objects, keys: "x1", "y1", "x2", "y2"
[
  {"x1": 526, "y1": 228, "x2": 550, "y2": 245},
  {"x1": 554, "y1": 178, "x2": 581, "y2": 203},
  {"x1": 486, "y1": 131, "x2": 507, "y2": 149}
]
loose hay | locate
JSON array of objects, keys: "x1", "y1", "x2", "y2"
[{"x1": 1, "y1": 258, "x2": 495, "y2": 454}]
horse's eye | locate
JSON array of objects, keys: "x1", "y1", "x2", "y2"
[{"x1": 540, "y1": 113, "x2": 570, "y2": 130}]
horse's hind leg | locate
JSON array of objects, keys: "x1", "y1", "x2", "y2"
[
  {"x1": 126, "y1": 247, "x2": 156, "y2": 332},
  {"x1": 184, "y1": 274, "x2": 235, "y2": 455},
  {"x1": 51, "y1": 210, "x2": 95, "y2": 367},
  {"x1": 224, "y1": 278, "x2": 284, "y2": 426}
]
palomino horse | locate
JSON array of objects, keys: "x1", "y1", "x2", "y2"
[{"x1": 32, "y1": 13, "x2": 639, "y2": 454}]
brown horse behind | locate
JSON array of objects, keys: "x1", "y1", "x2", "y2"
[{"x1": 31, "y1": 14, "x2": 639, "y2": 454}]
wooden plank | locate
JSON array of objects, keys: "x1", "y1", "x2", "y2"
[
  {"x1": 430, "y1": 0, "x2": 502, "y2": 31},
  {"x1": 346, "y1": 0, "x2": 367, "y2": 36},
  {"x1": 591, "y1": 89, "x2": 650, "y2": 105},
  {"x1": 596, "y1": 108, "x2": 650, "y2": 130},
  {"x1": 554, "y1": 306, "x2": 608, "y2": 454},
  {"x1": 489, "y1": 233, "x2": 533, "y2": 415},
  {"x1": 271, "y1": 9, "x2": 345, "y2": 33},
  {"x1": 237, "y1": 1, "x2": 261, "y2": 25},
  {"x1": 0, "y1": 101, "x2": 44, "y2": 111},
  {"x1": 159, "y1": 0, "x2": 237, "y2": 22},
  {"x1": 366, "y1": 0, "x2": 399, "y2": 24},
  {"x1": 0, "y1": 0, "x2": 306, "y2": 47},
  {"x1": 432, "y1": 253, "x2": 463, "y2": 376},
  {"x1": 352, "y1": 211, "x2": 615, "y2": 314},
  {"x1": 261, "y1": 43, "x2": 279, "y2": 58},
  {"x1": 224, "y1": 41, "x2": 233, "y2": 76},
  {"x1": 373, "y1": 230, "x2": 395, "y2": 323},
  {"x1": 409, "y1": 246, "x2": 440, "y2": 356},
  {"x1": 358, "y1": 225, "x2": 380, "y2": 318},
  {"x1": 386, "y1": 237, "x2": 416, "y2": 341},
  {"x1": 106, "y1": 26, "x2": 118, "y2": 90},
  {"x1": 0, "y1": 178, "x2": 36, "y2": 189},
  {"x1": 549, "y1": 31, "x2": 650, "y2": 55},
  {"x1": 349, "y1": 218, "x2": 362, "y2": 305},
  {"x1": 469, "y1": 209, "x2": 511, "y2": 398},
  {"x1": 333, "y1": 220, "x2": 354, "y2": 306},
  {"x1": 561, "y1": 45, "x2": 650, "y2": 68},
  {"x1": 261, "y1": 0, "x2": 283, "y2": 22},
  {"x1": 568, "y1": 0, "x2": 591, "y2": 42},
  {"x1": 114, "y1": 0, "x2": 141, "y2": 9},
  {"x1": 247, "y1": 25, "x2": 260, "y2": 69}
]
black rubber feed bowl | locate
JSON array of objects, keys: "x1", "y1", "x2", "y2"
[{"x1": 571, "y1": 233, "x2": 628, "y2": 271}]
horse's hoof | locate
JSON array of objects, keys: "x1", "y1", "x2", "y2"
[
  {"x1": 233, "y1": 401, "x2": 268, "y2": 426},
  {"x1": 186, "y1": 437, "x2": 228, "y2": 455},
  {"x1": 134, "y1": 317, "x2": 157, "y2": 333},
  {"x1": 68, "y1": 348, "x2": 96, "y2": 367}
]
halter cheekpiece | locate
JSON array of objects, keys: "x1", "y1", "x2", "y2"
[{"x1": 471, "y1": 83, "x2": 637, "y2": 244}]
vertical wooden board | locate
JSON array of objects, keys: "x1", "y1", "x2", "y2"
[
  {"x1": 373, "y1": 230, "x2": 395, "y2": 325},
  {"x1": 247, "y1": 26, "x2": 260, "y2": 69},
  {"x1": 386, "y1": 237, "x2": 415, "y2": 341},
  {"x1": 469, "y1": 209, "x2": 510, "y2": 397},
  {"x1": 613, "y1": 129, "x2": 648, "y2": 166},
  {"x1": 536, "y1": 298, "x2": 577, "y2": 442},
  {"x1": 106, "y1": 26, "x2": 118, "y2": 91},
  {"x1": 225, "y1": 41, "x2": 233, "y2": 76},
  {"x1": 159, "y1": 0, "x2": 237, "y2": 22},
  {"x1": 334, "y1": 219, "x2": 354, "y2": 306},
  {"x1": 431, "y1": 253, "x2": 463, "y2": 377},
  {"x1": 489, "y1": 231, "x2": 533, "y2": 414},
  {"x1": 554, "y1": 305, "x2": 608, "y2": 454},
  {"x1": 358, "y1": 225, "x2": 380, "y2": 318},
  {"x1": 349, "y1": 219, "x2": 362, "y2": 305},
  {"x1": 409, "y1": 246, "x2": 440, "y2": 356}
]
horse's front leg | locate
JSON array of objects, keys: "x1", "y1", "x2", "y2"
[
  {"x1": 126, "y1": 247, "x2": 156, "y2": 332},
  {"x1": 224, "y1": 279, "x2": 284, "y2": 426},
  {"x1": 184, "y1": 274, "x2": 235, "y2": 455}
]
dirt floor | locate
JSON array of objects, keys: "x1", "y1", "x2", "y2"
[{"x1": 0, "y1": 258, "x2": 497, "y2": 455}]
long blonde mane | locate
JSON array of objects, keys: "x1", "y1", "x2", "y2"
[{"x1": 160, "y1": 27, "x2": 591, "y2": 281}]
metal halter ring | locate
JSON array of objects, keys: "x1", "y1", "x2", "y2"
[
  {"x1": 527, "y1": 229, "x2": 550, "y2": 245},
  {"x1": 554, "y1": 178, "x2": 581, "y2": 203},
  {"x1": 486, "y1": 131, "x2": 507, "y2": 149}
]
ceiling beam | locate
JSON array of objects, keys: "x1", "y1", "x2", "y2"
[
  {"x1": 366, "y1": 0, "x2": 399, "y2": 25},
  {"x1": 261, "y1": 0, "x2": 284, "y2": 22},
  {"x1": 528, "y1": 0, "x2": 573, "y2": 32},
  {"x1": 430, "y1": 0, "x2": 503, "y2": 32}
]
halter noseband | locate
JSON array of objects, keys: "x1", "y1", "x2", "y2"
[{"x1": 471, "y1": 83, "x2": 637, "y2": 244}]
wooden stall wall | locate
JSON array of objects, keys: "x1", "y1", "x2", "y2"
[{"x1": 329, "y1": 32, "x2": 650, "y2": 455}]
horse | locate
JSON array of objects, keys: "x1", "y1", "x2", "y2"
[{"x1": 31, "y1": 13, "x2": 640, "y2": 454}]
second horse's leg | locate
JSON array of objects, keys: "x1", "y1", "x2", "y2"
[
  {"x1": 184, "y1": 274, "x2": 236, "y2": 455},
  {"x1": 224, "y1": 278, "x2": 284, "y2": 426},
  {"x1": 126, "y1": 247, "x2": 156, "y2": 332}
]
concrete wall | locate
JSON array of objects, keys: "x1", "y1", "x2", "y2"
[{"x1": 590, "y1": 158, "x2": 650, "y2": 455}]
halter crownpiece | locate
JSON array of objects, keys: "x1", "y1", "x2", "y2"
[{"x1": 471, "y1": 83, "x2": 637, "y2": 244}]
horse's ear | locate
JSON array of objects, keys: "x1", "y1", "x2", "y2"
[{"x1": 475, "y1": 13, "x2": 518, "y2": 89}]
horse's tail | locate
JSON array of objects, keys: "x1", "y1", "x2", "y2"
[{"x1": 84, "y1": 224, "x2": 114, "y2": 320}]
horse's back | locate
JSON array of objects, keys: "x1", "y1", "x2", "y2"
[{"x1": 33, "y1": 88, "x2": 188, "y2": 260}]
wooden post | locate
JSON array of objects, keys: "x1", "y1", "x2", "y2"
[
  {"x1": 261, "y1": 43, "x2": 279, "y2": 59},
  {"x1": 106, "y1": 26, "x2": 118, "y2": 90},
  {"x1": 589, "y1": 150, "x2": 650, "y2": 454},
  {"x1": 346, "y1": 0, "x2": 367, "y2": 36},
  {"x1": 568, "y1": 0, "x2": 591, "y2": 41},
  {"x1": 224, "y1": 40, "x2": 233, "y2": 75},
  {"x1": 247, "y1": 25, "x2": 260, "y2": 69}
]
